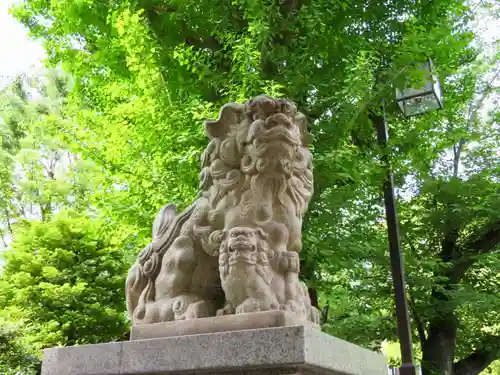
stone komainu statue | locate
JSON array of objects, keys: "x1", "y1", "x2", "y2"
[{"x1": 125, "y1": 95, "x2": 320, "y2": 325}]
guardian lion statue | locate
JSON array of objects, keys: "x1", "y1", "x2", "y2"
[{"x1": 125, "y1": 95, "x2": 319, "y2": 325}]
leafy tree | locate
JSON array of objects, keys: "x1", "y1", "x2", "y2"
[
  {"x1": 7, "y1": 0, "x2": 500, "y2": 374},
  {"x1": 315, "y1": 18, "x2": 500, "y2": 375},
  {"x1": 0, "y1": 71, "x2": 100, "y2": 244},
  {"x1": 0, "y1": 73, "x2": 136, "y2": 368},
  {"x1": 0, "y1": 323, "x2": 40, "y2": 375},
  {"x1": 0, "y1": 212, "x2": 129, "y2": 352}
]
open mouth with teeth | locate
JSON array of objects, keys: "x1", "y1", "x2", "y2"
[
  {"x1": 228, "y1": 243, "x2": 258, "y2": 264},
  {"x1": 229, "y1": 242, "x2": 256, "y2": 253}
]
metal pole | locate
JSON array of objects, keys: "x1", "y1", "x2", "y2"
[{"x1": 371, "y1": 103, "x2": 416, "y2": 375}]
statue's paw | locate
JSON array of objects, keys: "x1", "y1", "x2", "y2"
[
  {"x1": 286, "y1": 252, "x2": 300, "y2": 273},
  {"x1": 283, "y1": 300, "x2": 308, "y2": 320},
  {"x1": 172, "y1": 296, "x2": 194, "y2": 320},
  {"x1": 269, "y1": 302, "x2": 280, "y2": 310},
  {"x1": 277, "y1": 251, "x2": 300, "y2": 273},
  {"x1": 283, "y1": 300, "x2": 299, "y2": 312},
  {"x1": 216, "y1": 304, "x2": 233, "y2": 316},
  {"x1": 170, "y1": 295, "x2": 215, "y2": 320},
  {"x1": 179, "y1": 300, "x2": 216, "y2": 320},
  {"x1": 235, "y1": 298, "x2": 262, "y2": 314},
  {"x1": 136, "y1": 299, "x2": 175, "y2": 324},
  {"x1": 310, "y1": 306, "x2": 321, "y2": 324}
]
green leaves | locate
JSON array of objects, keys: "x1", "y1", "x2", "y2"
[
  {"x1": 1, "y1": 0, "x2": 499, "y2": 373},
  {"x1": 0, "y1": 323, "x2": 40, "y2": 375},
  {"x1": 0, "y1": 211, "x2": 129, "y2": 350}
]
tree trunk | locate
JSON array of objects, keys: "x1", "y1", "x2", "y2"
[
  {"x1": 308, "y1": 287, "x2": 318, "y2": 308},
  {"x1": 421, "y1": 317, "x2": 457, "y2": 375}
]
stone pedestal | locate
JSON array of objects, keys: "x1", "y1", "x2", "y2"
[
  {"x1": 130, "y1": 310, "x2": 320, "y2": 340},
  {"x1": 41, "y1": 312, "x2": 387, "y2": 375}
]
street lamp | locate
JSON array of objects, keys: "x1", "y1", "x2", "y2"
[
  {"x1": 371, "y1": 58, "x2": 443, "y2": 375},
  {"x1": 395, "y1": 59, "x2": 443, "y2": 117}
]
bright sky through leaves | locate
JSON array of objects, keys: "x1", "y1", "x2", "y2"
[{"x1": 0, "y1": 0, "x2": 45, "y2": 88}]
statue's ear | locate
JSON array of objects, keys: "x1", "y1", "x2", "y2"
[
  {"x1": 204, "y1": 103, "x2": 245, "y2": 139},
  {"x1": 152, "y1": 204, "x2": 177, "y2": 239},
  {"x1": 294, "y1": 112, "x2": 313, "y2": 146}
]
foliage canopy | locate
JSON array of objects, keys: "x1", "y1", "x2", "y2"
[{"x1": 0, "y1": 0, "x2": 499, "y2": 374}]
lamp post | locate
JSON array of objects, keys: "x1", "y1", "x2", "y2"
[{"x1": 372, "y1": 59, "x2": 443, "y2": 375}]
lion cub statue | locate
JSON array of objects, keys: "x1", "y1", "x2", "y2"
[{"x1": 217, "y1": 226, "x2": 320, "y2": 323}]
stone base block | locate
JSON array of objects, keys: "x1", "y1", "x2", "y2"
[
  {"x1": 131, "y1": 310, "x2": 319, "y2": 340},
  {"x1": 42, "y1": 324, "x2": 387, "y2": 375}
]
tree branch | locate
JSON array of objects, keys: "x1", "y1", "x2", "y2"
[
  {"x1": 0, "y1": 228, "x2": 8, "y2": 248},
  {"x1": 439, "y1": 219, "x2": 500, "y2": 286},
  {"x1": 146, "y1": 6, "x2": 223, "y2": 51},
  {"x1": 462, "y1": 219, "x2": 500, "y2": 254},
  {"x1": 453, "y1": 138, "x2": 465, "y2": 177},
  {"x1": 453, "y1": 68, "x2": 500, "y2": 178},
  {"x1": 150, "y1": 5, "x2": 177, "y2": 14},
  {"x1": 453, "y1": 336, "x2": 500, "y2": 375},
  {"x1": 467, "y1": 68, "x2": 500, "y2": 126},
  {"x1": 3, "y1": 209, "x2": 13, "y2": 235}
]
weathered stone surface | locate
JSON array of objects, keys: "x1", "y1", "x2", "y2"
[
  {"x1": 172, "y1": 370, "x2": 320, "y2": 375},
  {"x1": 125, "y1": 96, "x2": 320, "y2": 326},
  {"x1": 130, "y1": 310, "x2": 319, "y2": 340},
  {"x1": 41, "y1": 326, "x2": 387, "y2": 375},
  {"x1": 41, "y1": 341, "x2": 121, "y2": 375}
]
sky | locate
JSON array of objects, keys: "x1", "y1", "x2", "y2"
[{"x1": 0, "y1": 0, "x2": 45, "y2": 89}]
